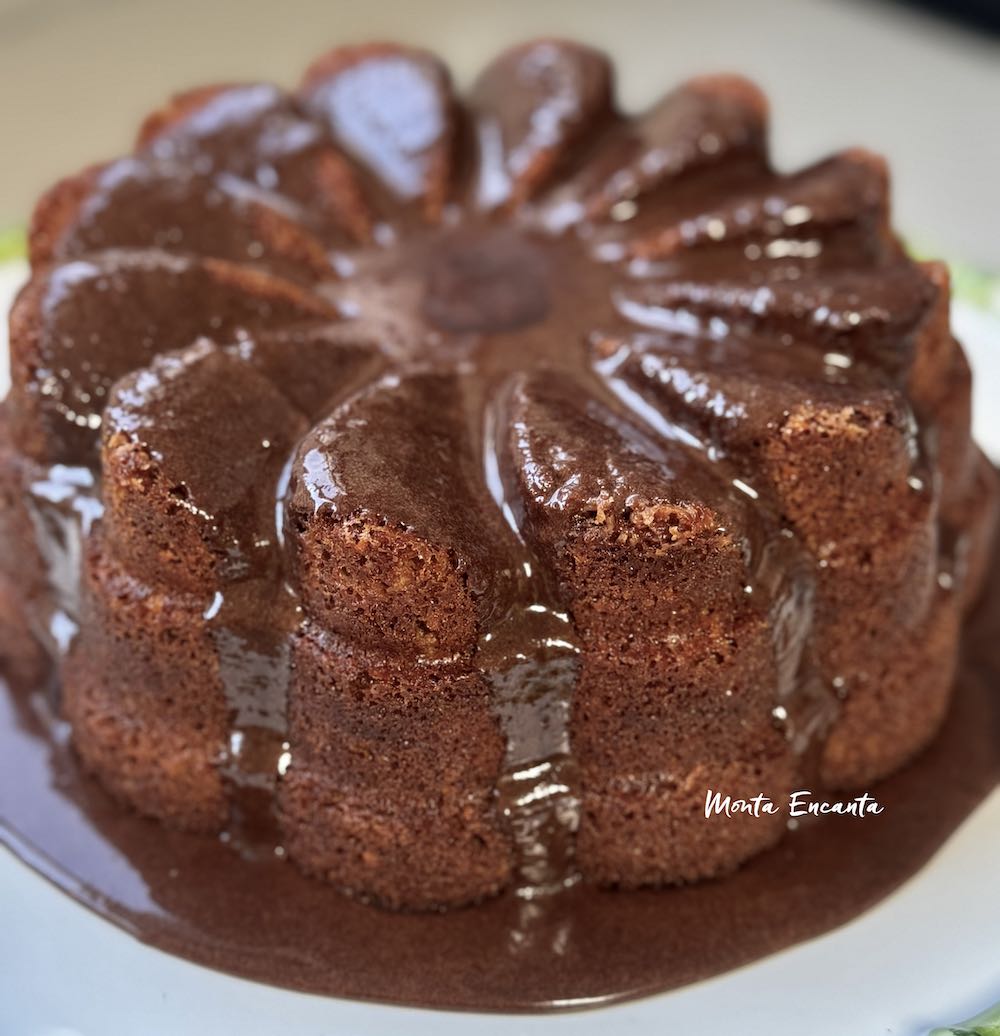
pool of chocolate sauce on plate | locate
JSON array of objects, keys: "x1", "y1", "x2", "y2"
[{"x1": 1, "y1": 547, "x2": 998, "y2": 1012}]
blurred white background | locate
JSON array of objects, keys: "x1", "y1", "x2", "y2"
[{"x1": 0, "y1": 0, "x2": 998, "y2": 267}]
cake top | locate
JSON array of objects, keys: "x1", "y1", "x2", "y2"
[{"x1": 10, "y1": 38, "x2": 940, "y2": 644}]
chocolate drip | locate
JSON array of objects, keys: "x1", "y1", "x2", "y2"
[
  {"x1": 480, "y1": 386, "x2": 581, "y2": 894},
  {"x1": 23, "y1": 466, "x2": 103, "y2": 660},
  {"x1": 210, "y1": 583, "x2": 296, "y2": 854}
]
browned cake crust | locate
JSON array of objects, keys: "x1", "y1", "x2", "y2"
[
  {"x1": 65, "y1": 538, "x2": 228, "y2": 831},
  {"x1": 1, "y1": 38, "x2": 996, "y2": 909},
  {"x1": 281, "y1": 627, "x2": 513, "y2": 908}
]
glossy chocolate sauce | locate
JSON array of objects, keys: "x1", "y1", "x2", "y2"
[
  {"x1": 2, "y1": 39, "x2": 998, "y2": 1010},
  {"x1": 1, "y1": 553, "x2": 998, "y2": 1010}
]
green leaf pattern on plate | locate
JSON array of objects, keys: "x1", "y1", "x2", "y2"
[
  {"x1": 931, "y1": 1000, "x2": 1000, "y2": 1035},
  {"x1": 0, "y1": 227, "x2": 25, "y2": 264}
]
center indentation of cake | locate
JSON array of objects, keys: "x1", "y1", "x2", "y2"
[{"x1": 422, "y1": 228, "x2": 551, "y2": 334}]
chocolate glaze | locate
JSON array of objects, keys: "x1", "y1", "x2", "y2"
[{"x1": 1, "y1": 546, "x2": 998, "y2": 1009}]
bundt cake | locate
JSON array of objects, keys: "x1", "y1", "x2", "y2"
[{"x1": 1, "y1": 39, "x2": 996, "y2": 910}]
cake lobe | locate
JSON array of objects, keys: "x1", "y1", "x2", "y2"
[
  {"x1": 555, "y1": 73, "x2": 769, "y2": 221},
  {"x1": 8, "y1": 249, "x2": 334, "y2": 462},
  {"x1": 137, "y1": 80, "x2": 377, "y2": 243},
  {"x1": 590, "y1": 324, "x2": 895, "y2": 453},
  {"x1": 137, "y1": 82, "x2": 321, "y2": 176},
  {"x1": 506, "y1": 371, "x2": 757, "y2": 590},
  {"x1": 471, "y1": 39, "x2": 614, "y2": 208},
  {"x1": 32, "y1": 157, "x2": 333, "y2": 281},
  {"x1": 627, "y1": 149, "x2": 890, "y2": 267},
  {"x1": 102, "y1": 339, "x2": 308, "y2": 593},
  {"x1": 506, "y1": 373, "x2": 813, "y2": 884},
  {"x1": 613, "y1": 262, "x2": 939, "y2": 372},
  {"x1": 288, "y1": 371, "x2": 517, "y2": 659},
  {"x1": 300, "y1": 44, "x2": 458, "y2": 220}
]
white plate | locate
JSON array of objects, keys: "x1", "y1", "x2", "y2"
[{"x1": 1, "y1": 262, "x2": 999, "y2": 1036}]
